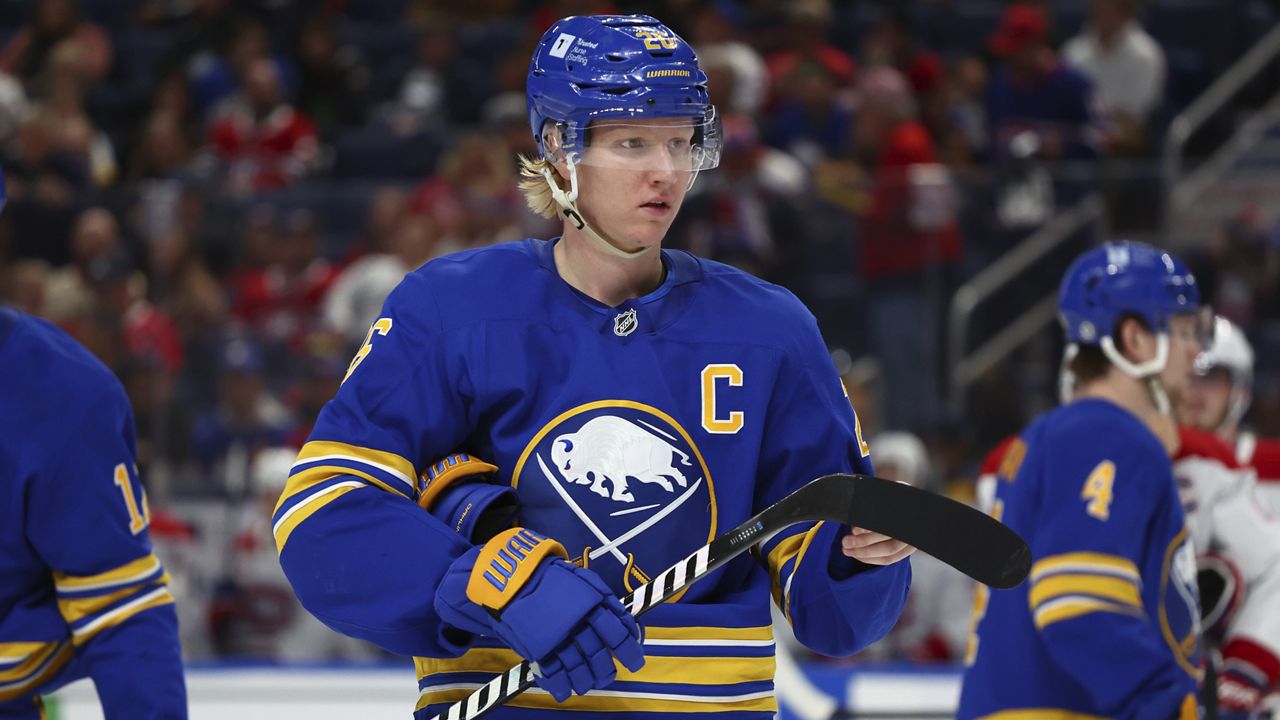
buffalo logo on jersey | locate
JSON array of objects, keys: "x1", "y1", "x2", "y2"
[
  {"x1": 513, "y1": 401, "x2": 717, "y2": 598},
  {"x1": 1162, "y1": 533, "x2": 1203, "y2": 677}
]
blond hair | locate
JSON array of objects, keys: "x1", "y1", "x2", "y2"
[{"x1": 518, "y1": 154, "x2": 568, "y2": 220}]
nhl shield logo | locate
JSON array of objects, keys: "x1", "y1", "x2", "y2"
[{"x1": 613, "y1": 308, "x2": 638, "y2": 337}]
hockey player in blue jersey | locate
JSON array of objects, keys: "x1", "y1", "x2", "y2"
[
  {"x1": 0, "y1": 162, "x2": 187, "y2": 720},
  {"x1": 274, "y1": 14, "x2": 913, "y2": 719},
  {"x1": 958, "y1": 240, "x2": 1212, "y2": 720}
]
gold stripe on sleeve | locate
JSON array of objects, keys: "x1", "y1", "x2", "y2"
[
  {"x1": 273, "y1": 481, "x2": 366, "y2": 552},
  {"x1": 1033, "y1": 596, "x2": 1144, "y2": 629},
  {"x1": 0, "y1": 641, "x2": 73, "y2": 702},
  {"x1": 52, "y1": 554, "x2": 161, "y2": 593},
  {"x1": 70, "y1": 588, "x2": 174, "y2": 646},
  {"x1": 1028, "y1": 574, "x2": 1142, "y2": 609},
  {"x1": 1029, "y1": 553, "x2": 1140, "y2": 583}
]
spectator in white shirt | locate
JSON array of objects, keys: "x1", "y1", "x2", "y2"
[
  {"x1": 1064, "y1": 0, "x2": 1166, "y2": 152},
  {"x1": 322, "y1": 214, "x2": 439, "y2": 348}
]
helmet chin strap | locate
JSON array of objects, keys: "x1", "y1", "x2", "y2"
[
  {"x1": 1099, "y1": 334, "x2": 1173, "y2": 415},
  {"x1": 542, "y1": 157, "x2": 651, "y2": 261},
  {"x1": 1219, "y1": 384, "x2": 1250, "y2": 437},
  {"x1": 1059, "y1": 344, "x2": 1080, "y2": 405}
]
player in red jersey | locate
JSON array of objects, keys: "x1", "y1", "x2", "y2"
[{"x1": 1180, "y1": 316, "x2": 1280, "y2": 516}]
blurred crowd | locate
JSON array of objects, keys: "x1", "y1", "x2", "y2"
[{"x1": 2, "y1": 0, "x2": 1280, "y2": 663}]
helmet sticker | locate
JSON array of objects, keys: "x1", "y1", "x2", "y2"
[{"x1": 548, "y1": 33, "x2": 576, "y2": 58}]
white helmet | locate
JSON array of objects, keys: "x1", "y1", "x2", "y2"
[
  {"x1": 1195, "y1": 316, "x2": 1254, "y2": 433},
  {"x1": 250, "y1": 446, "x2": 298, "y2": 497},
  {"x1": 870, "y1": 432, "x2": 931, "y2": 488}
]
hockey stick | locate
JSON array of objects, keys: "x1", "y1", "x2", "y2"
[{"x1": 427, "y1": 473, "x2": 1031, "y2": 720}]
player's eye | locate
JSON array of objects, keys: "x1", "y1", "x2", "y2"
[{"x1": 618, "y1": 138, "x2": 649, "y2": 151}]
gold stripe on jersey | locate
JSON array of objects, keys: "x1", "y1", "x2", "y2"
[
  {"x1": 71, "y1": 586, "x2": 174, "y2": 646},
  {"x1": 1033, "y1": 595, "x2": 1144, "y2": 629},
  {"x1": 766, "y1": 532, "x2": 806, "y2": 608},
  {"x1": 0, "y1": 642, "x2": 59, "y2": 682},
  {"x1": 415, "y1": 685, "x2": 776, "y2": 714},
  {"x1": 59, "y1": 584, "x2": 154, "y2": 626},
  {"x1": 1030, "y1": 552, "x2": 1141, "y2": 584},
  {"x1": 642, "y1": 625, "x2": 774, "y2": 643},
  {"x1": 52, "y1": 553, "x2": 162, "y2": 593},
  {"x1": 0, "y1": 640, "x2": 72, "y2": 702},
  {"x1": 273, "y1": 481, "x2": 367, "y2": 552},
  {"x1": 294, "y1": 441, "x2": 417, "y2": 498},
  {"x1": 0, "y1": 642, "x2": 48, "y2": 667},
  {"x1": 977, "y1": 709, "x2": 1108, "y2": 720},
  {"x1": 785, "y1": 523, "x2": 826, "y2": 623},
  {"x1": 275, "y1": 462, "x2": 395, "y2": 513},
  {"x1": 415, "y1": 648, "x2": 775, "y2": 686},
  {"x1": 278, "y1": 462, "x2": 403, "y2": 511},
  {"x1": 1028, "y1": 574, "x2": 1142, "y2": 610}
]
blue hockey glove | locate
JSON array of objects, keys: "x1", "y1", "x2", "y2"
[
  {"x1": 435, "y1": 527, "x2": 645, "y2": 702},
  {"x1": 418, "y1": 454, "x2": 517, "y2": 543}
]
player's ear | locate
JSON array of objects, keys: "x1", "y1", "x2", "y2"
[{"x1": 1117, "y1": 316, "x2": 1155, "y2": 362}]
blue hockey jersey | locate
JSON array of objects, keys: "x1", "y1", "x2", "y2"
[
  {"x1": 0, "y1": 308, "x2": 185, "y2": 717},
  {"x1": 958, "y1": 398, "x2": 1200, "y2": 720},
  {"x1": 274, "y1": 238, "x2": 910, "y2": 719}
]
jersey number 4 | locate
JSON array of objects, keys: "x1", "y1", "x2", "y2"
[{"x1": 1081, "y1": 460, "x2": 1116, "y2": 521}]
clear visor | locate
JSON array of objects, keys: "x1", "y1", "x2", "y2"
[
  {"x1": 565, "y1": 115, "x2": 723, "y2": 173},
  {"x1": 1170, "y1": 305, "x2": 1215, "y2": 349}
]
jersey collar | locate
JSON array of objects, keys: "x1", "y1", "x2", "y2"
[{"x1": 527, "y1": 237, "x2": 702, "y2": 335}]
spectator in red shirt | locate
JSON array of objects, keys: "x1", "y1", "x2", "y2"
[
  {"x1": 228, "y1": 206, "x2": 339, "y2": 349},
  {"x1": 857, "y1": 68, "x2": 962, "y2": 280},
  {"x1": 762, "y1": 0, "x2": 858, "y2": 164},
  {"x1": 764, "y1": 0, "x2": 856, "y2": 95},
  {"x1": 206, "y1": 57, "x2": 319, "y2": 194},
  {"x1": 88, "y1": 250, "x2": 185, "y2": 377},
  {"x1": 854, "y1": 67, "x2": 960, "y2": 433},
  {"x1": 406, "y1": 131, "x2": 523, "y2": 252}
]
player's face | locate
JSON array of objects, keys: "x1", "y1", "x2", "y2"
[
  {"x1": 574, "y1": 119, "x2": 695, "y2": 252},
  {"x1": 1181, "y1": 367, "x2": 1233, "y2": 431},
  {"x1": 1159, "y1": 314, "x2": 1205, "y2": 405}
]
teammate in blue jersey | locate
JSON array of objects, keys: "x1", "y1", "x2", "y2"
[
  {"x1": 274, "y1": 14, "x2": 913, "y2": 719},
  {"x1": 0, "y1": 168, "x2": 187, "y2": 720},
  {"x1": 958, "y1": 240, "x2": 1211, "y2": 720}
]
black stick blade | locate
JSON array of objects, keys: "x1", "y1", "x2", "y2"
[{"x1": 836, "y1": 475, "x2": 1031, "y2": 589}]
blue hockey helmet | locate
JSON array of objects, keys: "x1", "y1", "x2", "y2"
[
  {"x1": 526, "y1": 15, "x2": 721, "y2": 172},
  {"x1": 1058, "y1": 240, "x2": 1206, "y2": 347}
]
